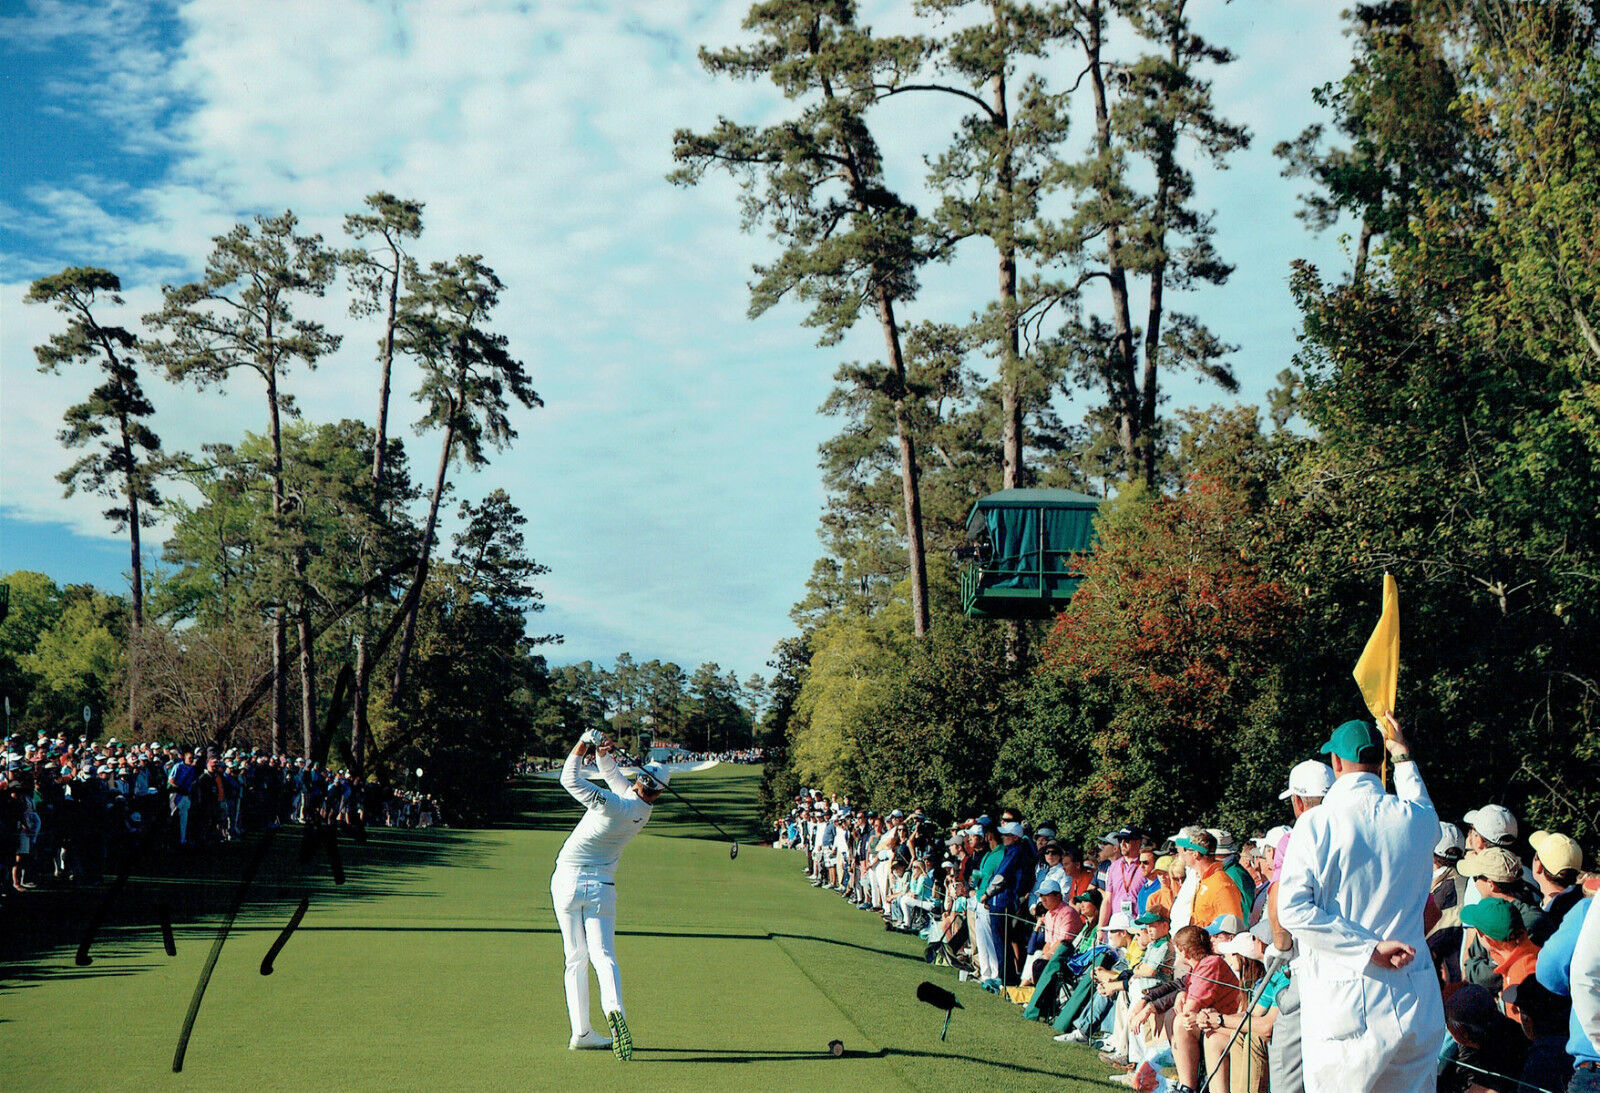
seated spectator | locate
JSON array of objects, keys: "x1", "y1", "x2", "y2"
[
  {"x1": 1527, "y1": 830, "x2": 1584, "y2": 946},
  {"x1": 1461, "y1": 899, "x2": 1542, "y2": 1021},
  {"x1": 1170, "y1": 923, "x2": 1243, "y2": 1093},
  {"x1": 1022, "y1": 877, "x2": 1078, "y2": 987},
  {"x1": 1441, "y1": 984, "x2": 1528, "y2": 1093},
  {"x1": 1434, "y1": 821, "x2": 1469, "y2": 911},
  {"x1": 1504, "y1": 975, "x2": 1575, "y2": 1093},
  {"x1": 1461, "y1": 847, "x2": 1548, "y2": 989}
]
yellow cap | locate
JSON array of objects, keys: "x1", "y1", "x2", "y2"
[{"x1": 1529, "y1": 830, "x2": 1583, "y2": 875}]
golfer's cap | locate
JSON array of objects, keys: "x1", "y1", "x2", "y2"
[
  {"x1": 1464, "y1": 805, "x2": 1518, "y2": 845},
  {"x1": 1460, "y1": 898, "x2": 1522, "y2": 941},
  {"x1": 1107, "y1": 912, "x2": 1135, "y2": 933},
  {"x1": 1320, "y1": 719, "x2": 1385, "y2": 763},
  {"x1": 636, "y1": 763, "x2": 671, "y2": 791},
  {"x1": 1133, "y1": 911, "x2": 1167, "y2": 926},
  {"x1": 1529, "y1": 830, "x2": 1583, "y2": 874},
  {"x1": 998, "y1": 821, "x2": 1025, "y2": 837},
  {"x1": 1459, "y1": 847, "x2": 1521, "y2": 884},
  {"x1": 1209, "y1": 829, "x2": 1238, "y2": 856},
  {"x1": 1036, "y1": 826, "x2": 1056, "y2": 838},
  {"x1": 1206, "y1": 914, "x2": 1243, "y2": 937},
  {"x1": 1435, "y1": 822, "x2": 1466, "y2": 859},
  {"x1": 1036, "y1": 877, "x2": 1063, "y2": 897},
  {"x1": 1280, "y1": 759, "x2": 1336, "y2": 800}
]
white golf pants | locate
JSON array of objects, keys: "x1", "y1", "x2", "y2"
[{"x1": 551, "y1": 866, "x2": 623, "y2": 1038}]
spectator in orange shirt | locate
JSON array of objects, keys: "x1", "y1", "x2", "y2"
[
  {"x1": 1176, "y1": 829, "x2": 1244, "y2": 930},
  {"x1": 1460, "y1": 898, "x2": 1541, "y2": 1024}
]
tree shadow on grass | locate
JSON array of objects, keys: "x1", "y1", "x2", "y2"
[{"x1": 0, "y1": 825, "x2": 482, "y2": 991}]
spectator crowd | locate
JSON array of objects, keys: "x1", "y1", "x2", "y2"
[
  {"x1": 2, "y1": 730, "x2": 446, "y2": 902},
  {"x1": 774, "y1": 718, "x2": 1600, "y2": 1093}
]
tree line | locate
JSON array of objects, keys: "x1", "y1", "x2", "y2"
[{"x1": 698, "y1": 1, "x2": 1600, "y2": 848}]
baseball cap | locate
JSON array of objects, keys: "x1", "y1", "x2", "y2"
[
  {"x1": 1463, "y1": 804, "x2": 1517, "y2": 846},
  {"x1": 1320, "y1": 719, "x2": 1385, "y2": 763},
  {"x1": 1460, "y1": 898, "x2": 1523, "y2": 941},
  {"x1": 1072, "y1": 889, "x2": 1102, "y2": 906},
  {"x1": 1435, "y1": 822, "x2": 1466, "y2": 860},
  {"x1": 1529, "y1": 830, "x2": 1583, "y2": 874},
  {"x1": 1280, "y1": 759, "x2": 1336, "y2": 800},
  {"x1": 1255, "y1": 825, "x2": 1290, "y2": 851},
  {"x1": 1111, "y1": 826, "x2": 1144, "y2": 842},
  {"x1": 635, "y1": 763, "x2": 671, "y2": 791},
  {"x1": 1153, "y1": 854, "x2": 1175, "y2": 873},
  {"x1": 1036, "y1": 826, "x2": 1057, "y2": 839},
  {"x1": 1459, "y1": 847, "x2": 1521, "y2": 884},
  {"x1": 1107, "y1": 912, "x2": 1135, "y2": 933},
  {"x1": 1205, "y1": 914, "x2": 1243, "y2": 937},
  {"x1": 1036, "y1": 877, "x2": 1063, "y2": 897},
  {"x1": 1133, "y1": 910, "x2": 1168, "y2": 926},
  {"x1": 998, "y1": 821, "x2": 1026, "y2": 837}
]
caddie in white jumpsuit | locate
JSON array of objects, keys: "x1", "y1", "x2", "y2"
[
  {"x1": 1276, "y1": 714, "x2": 1445, "y2": 1093},
  {"x1": 551, "y1": 731, "x2": 668, "y2": 1060}
]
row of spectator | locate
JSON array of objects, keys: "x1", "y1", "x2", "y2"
[{"x1": 774, "y1": 747, "x2": 1599, "y2": 1093}]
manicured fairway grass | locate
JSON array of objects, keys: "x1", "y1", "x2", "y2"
[{"x1": 2, "y1": 767, "x2": 1111, "y2": 1092}]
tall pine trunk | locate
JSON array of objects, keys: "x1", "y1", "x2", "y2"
[
  {"x1": 874, "y1": 288, "x2": 931, "y2": 638},
  {"x1": 267, "y1": 366, "x2": 289, "y2": 757},
  {"x1": 1083, "y1": 0, "x2": 1143, "y2": 480},
  {"x1": 352, "y1": 234, "x2": 402, "y2": 776},
  {"x1": 392, "y1": 409, "x2": 456, "y2": 701},
  {"x1": 118, "y1": 393, "x2": 144, "y2": 737}
]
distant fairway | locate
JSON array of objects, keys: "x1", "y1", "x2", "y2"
[{"x1": 2, "y1": 766, "x2": 1108, "y2": 1092}]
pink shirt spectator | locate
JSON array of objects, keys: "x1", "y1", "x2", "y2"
[{"x1": 1045, "y1": 900, "x2": 1082, "y2": 947}]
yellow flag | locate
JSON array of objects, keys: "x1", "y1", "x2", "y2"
[{"x1": 1353, "y1": 572, "x2": 1399, "y2": 732}]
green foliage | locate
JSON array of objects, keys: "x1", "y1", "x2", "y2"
[
  {"x1": 382, "y1": 565, "x2": 546, "y2": 822},
  {"x1": 19, "y1": 586, "x2": 127, "y2": 736}
]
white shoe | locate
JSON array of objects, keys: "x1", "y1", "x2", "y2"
[
  {"x1": 569, "y1": 1030, "x2": 613, "y2": 1050},
  {"x1": 1054, "y1": 1029, "x2": 1088, "y2": 1043}
]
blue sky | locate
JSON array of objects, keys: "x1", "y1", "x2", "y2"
[{"x1": 0, "y1": 0, "x2": 1354, "y2": 681}]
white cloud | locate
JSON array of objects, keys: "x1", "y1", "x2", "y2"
[{"x1": 2, "y1": 0, "x2": 1361, "y2": 678}]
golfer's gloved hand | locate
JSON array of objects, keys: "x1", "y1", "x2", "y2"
[{"x1": 580, "y1": 729, "x2": 605, "y2": 748}]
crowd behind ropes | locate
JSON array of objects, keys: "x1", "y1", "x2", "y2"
[
  {"x1": 1, "y1": 730, "x2": 445, "y2": 900},
  {"x1": 773, "y1": 718, "x2": 1600, "y2": 1093}
]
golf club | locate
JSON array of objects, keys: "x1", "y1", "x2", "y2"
[{"x1": 654, "y1": 779, "x2": 740, "y2": 859}]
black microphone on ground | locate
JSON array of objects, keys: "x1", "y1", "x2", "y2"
[{"x1": 915, "y1": 980, "x2": 963, "y2": 1040}]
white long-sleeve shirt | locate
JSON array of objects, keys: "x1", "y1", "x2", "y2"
[
  {"x1": 1276, "y1": 762, "x2": 1442, "y2": 1093},
  {"x1": 1572, "y1": 890, "x2": 1600, "y2": 1062},
  {"x1": 554, "y1": 749, "x2": 653, "y2": 880}
]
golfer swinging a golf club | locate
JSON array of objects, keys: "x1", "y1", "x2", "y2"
[{"x1": 552, "y1": 728, "x2": 670, "y2": 1060}]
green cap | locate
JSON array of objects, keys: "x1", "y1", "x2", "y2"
[
  {"x1": 1460, "y1": 898, "x2": 1522, "y2": 941},
  {"x1": 1134, "y1": 911, "x2": 1168, "y2": 926},
  {"x1": 1320, "y1": 719, "x2": 1385, "y2": 763}
]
